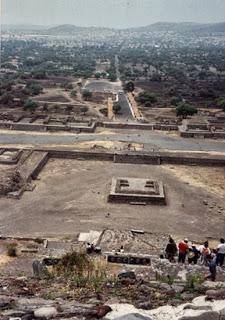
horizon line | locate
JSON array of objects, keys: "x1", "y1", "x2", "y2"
[{"x1": 2, "y1": 20, "x2": 225, "y2": 30}]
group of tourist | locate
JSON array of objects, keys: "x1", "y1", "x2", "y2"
[{"x1": 164, "y1": 237, "x2": 225, "y2": 281}]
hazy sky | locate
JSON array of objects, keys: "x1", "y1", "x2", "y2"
[{"x1": 1, "y1": 0, "x2": 225, "y2": 28}]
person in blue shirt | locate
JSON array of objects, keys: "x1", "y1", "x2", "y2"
[{"x1": 205, "y1": 254, "x2": 217, "y2": 282}]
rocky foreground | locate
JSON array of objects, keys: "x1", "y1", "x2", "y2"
[
  {"x1": 1, "y1": 288, "x2": 225, "y2": 319},
  {"x1": 1, "y1": 238, "x2": 225, "y2": 320},
  {"x1": 1, "y1": 273, "x2": 225, "y2": 320}
]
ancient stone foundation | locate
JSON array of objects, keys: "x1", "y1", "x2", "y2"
[{"x1": 108, "y1": 177, "x2": 166, "y2": 205}]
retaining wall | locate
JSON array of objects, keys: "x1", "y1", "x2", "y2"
[
  {"x1": 18, "y1": 151, "x2": 49, "y2": 182},
  {"x1": 180, "y1": 130, "x2": 225, "y2": 139},
  {"x1": 34, "y1": 148, "x2": 225, "y2": 167}
]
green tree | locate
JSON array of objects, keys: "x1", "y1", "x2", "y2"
[
  {"x1": 80, "y1": 106, "x2": 88, "y2": 115},
  {"x1": 136, "y1": 91, "x2": 157, "y2": 106},
  {"x1": 1, "y1": 93, "x2": 14, "y2": 104},
  {"x1": 70, "y1": 90, "x2": 77, "y2": 98},
  {"x1": 82, "y1": 90, "x2": 92, "y2": 101},
  {"x1": 32, "y1": 70, "x2": 47, "y2": 79},
  {"x1": 94, "y1": 73, "x2": 101, "y2": 80},
  {"x1": 176, "y1": 103, "x2": 197, "y2": 118},
  {"x1": 123, "y1": 81, "x2": 135, "y2": 92},
  {"x1": 216, "y1": 98, "x2": 225, "y2": 111},
  {"x1": 108, "y1": 73, "x2": 117, "y2": 82},
  {"x1": 23, "y1": 99, "x2": 38, "y2": 111},
  {"x1": 171, "y1": 96, "x2": 182, "y2": 107},
  {"x1": 113, "y1": 102, "x2": 121, "y2": 114},
  {"x1": 26, "y1": 83, "x2": 43, "y2": 96}
]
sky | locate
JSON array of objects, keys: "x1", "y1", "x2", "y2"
[{"x1": 1, "y1": 0, "x2": 225, "y2": 28}]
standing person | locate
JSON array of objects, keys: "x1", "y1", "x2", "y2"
[
  {"x1": 205, "y1": 255, "x2": 217, "y2": 282},
  {"x1": 165, "y1": 237, "x2": 178, "y2": 263},
  {"x1": 188, "y1": 244, "x2": 200, "y2": 265},
  {"x1": 216, "y1": 238, "x2": 225, "y2": 267},
  {"x1": 199, "y1": 241, "x2": 211, "y2": 265},
  {"x1": 178, "y1": 239, "x2": 189, "y2": 263}
]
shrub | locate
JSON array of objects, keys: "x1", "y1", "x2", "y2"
[
  {"x1": 82, "y1": 90, "x2": 92, "y2": 101},
  {"x1": 136, "y1": 91, "x2": 157, "y2": 105},
  {"x1": 171, "y1": 96, "x2": 182, "y2": 106},
  {"x1": 216, "y1": 98, "x2": 225, "y2": 111},
  {"x1": 26, "y1": 82, "x2": 43, "y2": 95},
  {"x1": 23, "y1": 99, "x2": 38, "y2": 111},
  {"x1": 176, "y1": 103, "x2": 197, "y2": 118},
  {"x1": 7, "y1": 243, "x2": 17, "y2": 257},
  {"x1": 123, "y1": 81, "x2": 135, "y2": 92},
  {"x1": 55, "y1": 251, "x2": 93, "y2": 277},
  {"x1": 113, "y1": 102, "x2": 121, "y2": 114},
  {"x1": 70, "y1": 90, "x2": 77, "y2": 97},
  {"x1": 80, "y1": 106, "x2": 88, "y2": 115}
]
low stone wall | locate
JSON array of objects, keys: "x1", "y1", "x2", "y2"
[
  {"x1": 0, "y1": 121, "x2": 97, "y2": 133},
  {"x1": 114, "y1": 152, "x2": 160, "y2": 164},
  {"x1": 0, "y1": 149, "x2": 23, "y2": 164},
  {"x1": 153, "y1": 124, "x2": 178, "y2": 131},
  {"x1": 47, "y1": 149, "x2": 114, "y2": 161},
  {"x1": 18, "y1": 151, "x2": 49, "y2": 182},
  {"x1": 34, "y1": 148, "x2": 225, "y2": 167},
  {"x1": 180, "y1": 130, "x2": 225, "y2": 139},
  {"x1": 100, "y1": 121, "x2": 155, "y2": 130},
  {"x1": 0, "y1": 119, "x2": 180, "y2": 133},
  {"x1": 159, "y1": 152, "x2": 225, "y2": 166}
]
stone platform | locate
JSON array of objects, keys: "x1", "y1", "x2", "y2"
[{"x1": 108, "y1": 177, "x2": 166, "y2": 205}]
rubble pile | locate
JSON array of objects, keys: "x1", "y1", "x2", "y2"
[{"x1": 0, "y1": 170, "x2": 23, "y2": 195}]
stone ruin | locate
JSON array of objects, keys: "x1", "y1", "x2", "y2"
[
  {"x1": 108, "y1": 177, "x2": 166, "y2": 205},
  {"x1": 0, "y1": 169, "x2": 23, "y2": 196}
]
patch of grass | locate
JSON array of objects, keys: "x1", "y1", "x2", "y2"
[
  {"x1": 185, "y1": 274, "x2": 204, "y2": 292},
  {"x1": 55, "y1": 251, "x2": 93, "y2": 277},
  {"x1": 155, "y1": 272, "x2": 175, "y2": 285},
  {"x1": 42, "y1": 292, "x2": 57, "y2": 300}
]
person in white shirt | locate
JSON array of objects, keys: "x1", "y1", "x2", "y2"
[{"x1": 216, "y1": 238, "x2": 225, "y2": 267}]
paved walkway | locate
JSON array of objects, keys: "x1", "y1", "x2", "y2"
[{"x1": 0, "y1": 130, "x2": 225, "y2": 153}]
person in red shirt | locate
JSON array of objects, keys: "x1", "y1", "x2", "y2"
[{"x1": 178, "y1": 239, "x2": 189, "y2": 263}]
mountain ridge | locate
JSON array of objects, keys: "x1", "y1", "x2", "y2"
[{"x1": 2, "y1": 21, "x2": 225, "y2": 34}]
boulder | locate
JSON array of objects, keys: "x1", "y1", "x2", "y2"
[
  {"x1": 34, "y1": 306, "x2": 58, "y2": 319},
  {"x1": 159, "y1": 283, "x2": 173, "y2": 293},
  {"x1": 94, "y1": 305, "x2": 112, "y2": 318},
  {"x1": 205, "y1": 289, "x2": 225, "y2": 300},
  {"x1": 22, "y1": 315, "x2": 34, "y2": 320},
  {"x1": 0, "y1": 295, "x2": 15, "y2": 310},
  {"x1": 178, "y1": 310, "x2": 220, "y2": 320},
  {"x1": 220, "y1": 308, "x2": 225, "y2": 320},
  {"x1": 202, "y1": 281, "x2": 225, "y2": 289},
  {"x1": 183, "y1": 304, "x2": 212, "y2": 311},
  {"x1": 114, "y1": 313, "x2": 153, "y2": 320},
  {"x1": 136, "y1": 302, "x2": 152, "y2": 310},
  {"x1": 118, "y1": 271, "x2": 136, "y2": 280},
  {"x1": 171, "y1": 284, "x2": 185, "y2": 294}
]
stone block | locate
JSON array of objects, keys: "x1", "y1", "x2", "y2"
[{"x1": 179, "y1": 310, "x2": 220, "y2": 320}]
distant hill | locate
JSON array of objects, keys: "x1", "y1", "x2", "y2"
[
  {"x1": 46, "y1": 24, "x2": 113, "y2": 34},
  {"x1": 135, "y1": 22, "x2": 225, "y2": 33},
  {"x1": 2, "y1": 22, "x2": 225, "y2": 35},
  {"x1": 46, "y1": 24, "x2": 84, "y2": 34},
  {"x1": 46, "y1": 22, "x2": 225, "y2": 35}
]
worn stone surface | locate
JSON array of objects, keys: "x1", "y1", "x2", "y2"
[
  {"x1": 114, "y1": 314, "x2": 153, "y2": 320},
  {"x1": 34, "y1": 306, "x2": 58, "y2": 318},
  {"x1": 118, "y1": 271, "x2": 136, "y2": 280},
  {"x1": 205, "y1": 289, "x2": 225, "y2": 300},
  {"x1": 178, "y1": 310, "x2": 220, "y2": 320}
]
